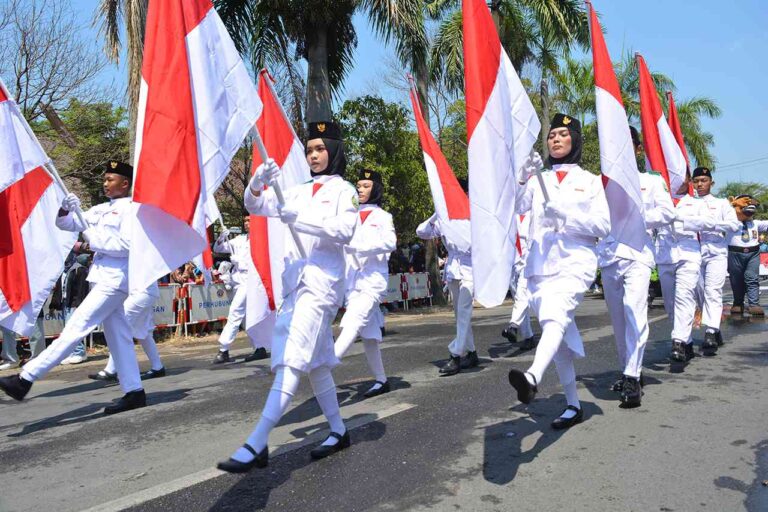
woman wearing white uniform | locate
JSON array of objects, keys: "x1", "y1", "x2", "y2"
[
  {"x1": 217, "y1": 121, "x2": 358, "y2": 473},
  {"x1": 334, "y1": 169, "x2": 397, "y2": 398},
  {"x1": 507, "y1": 114, "x2": 610, "y2": 430}
]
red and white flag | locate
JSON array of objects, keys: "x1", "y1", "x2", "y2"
[
  {"x1": 463, "y1": 0, "x2": 540, "y2": 307},
  {"x1": 408, "y1": 87, "x2": 470, "y2": 252},
  {"x1": 588, "y1": 3, "x2": 646, "y2": 252},
  {"x1": 246, "y1": 70, "x2": 311, "y2": 347},
  {"x1": 0, "y1": 80, "x2": 77, "y2": 335},
  {"x1": 666, "y1": 91, "x2": 693, "y2": 196},
  {"x1": 129, "y1": 0, "x2": 262, "y2": 293},
  {"x1": 191, "y1": 199, "x2": 221, "y2": 286},
  {"x1": 637, "y1": 54, "x2": 687, "y2": 197}
]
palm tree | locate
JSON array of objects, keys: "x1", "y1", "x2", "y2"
[
  {"x1": 669, "y1": 96, "x2": 721, "y2": 168},
  {"x1": 551, "y1": 55, "x2": 594, "y2": 125}
]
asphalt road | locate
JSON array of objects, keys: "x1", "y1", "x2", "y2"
[{"x1": 0, "y1": 292, "x2": 766, "y2": 512}]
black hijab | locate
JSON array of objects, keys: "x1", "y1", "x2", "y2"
[
  {"x1": 547, "y1": 113, "x2": 582, "y2": 167},
  {"x1": 357, "y1": 168, "x2": 383, "y2": 206},
  {"x1": 308, "y1": 121, "x2": 347, "y2": 178}
]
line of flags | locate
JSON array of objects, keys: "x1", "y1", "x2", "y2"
[{"x1": 0, "y1": 0, "x2": 701, "y2": 328}]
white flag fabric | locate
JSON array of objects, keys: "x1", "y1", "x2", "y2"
[
  {"x1": 463, "y1": 0, "x2": 540, "y2": 307},
  {"x1": 129, "y1": 0, "x2": 262, "y2": 293},
  {"x1": 0, "y1": 81, "x2": 46, "y2": 192}
]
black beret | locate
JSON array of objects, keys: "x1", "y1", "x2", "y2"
[
  {"x1": 692, "y1": 166, "x2": 712, "y2": 179},
  {"x1": 549, "y1": 113, "x2": 581, "y2": 134},
  {"x1": 104, "y1": 160, "x2": 133, "y2": 180},
  {"x1": 308, "y1": 121, "x2": 342, "y2": 141},
  {"x1": 357, "y1": 168, "x2": 382, "y2": 183}
]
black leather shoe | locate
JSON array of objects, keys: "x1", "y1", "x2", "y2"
[
  {"x1": 519, "y1": 336, "x2": 537, "y2": 351},
  {"x1": 213, "y1": 350, "x2": 230, "y2": 364},
  {"x1": 501, "y1": 323, "x2": 518, "y2": 342},
  {"x1": 702, "y1": 331, "x2": 718, "y2": 356},
  {"x1": 551, "y1": 405, "x2": 583, "y2": 430},
  {"x1": 620, "y1": 377, "x2": 641, "y2": 408},
  {"x1": 103, "y1": 390, "x2": 146, "y2": 415},
  {"x1": 363, "y1": 380, "x2": 390, "y2": 398},
  {"x1": 508, "y1": 369, "x2": 537, "y2": 404},
  {"x1": 310, "y1": 430, "x2": 350, "y2": 460},
  {"x1": 140, "y1": 367, "x2": 166, "y2": 380},
  {"x1": 670, "y1": 341, "x2": 687, "y2": 362},
  {"x1": 715, "y1": 330, "x2": 724, "y2": 346},
  {"x1": 88, "y1": 370, "x2": 118, "y2": 382},
  {"x1": 0, "y1": 374, "x2": 32, "y2": 401},
  {"x1": 243, "y1": 348, "x2": 269, "y2": 362},
  {"x1": 684, "y1": 342, "x2": 695, "y2": 361},
  {"x1": 611, "y1": 376, "x2": 626, "y2": 392},
  {"x1": 460, "y1": 351, "x2": 479, "y2": 369},
  {"x1": 217, "y1": 444, "x2": 268, "y2": 473},
  {"x1": 439, "y1": 355, "x2": 461, "y2": 376}
]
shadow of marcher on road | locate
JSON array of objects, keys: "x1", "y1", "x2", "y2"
[
  {"x1": 34, "y1": 367, "x2": 194, "y2": 398},
  {"x1": 482, "y1": 395, "x2": 604, "y2": 485},
  {"x1": 336, "y1": 376, "x2": 412, "y2": 403}
]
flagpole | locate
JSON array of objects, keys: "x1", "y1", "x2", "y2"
[
  {"x1": 250, "y1": 127, "x2": 307, "y2": 260},
  {"x1": 0, "y1": 78, "x2": 87, "y2": 228}
]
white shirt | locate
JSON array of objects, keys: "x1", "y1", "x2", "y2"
[
  {"x1": 214, "y1": 233, "x2": 253, "y2": 285},
  {"x1": 655, "y1": 194, "x2": 705, "y2": 264},
  {"x1": 516, "y1": 164, "x2": 610, "y2": 279},
  {"x1": 345, "y1": 204, "x2": 397, "y2": 300},
  {"x1": 728, "y1": 219, "x2": 768, "y2": 248},
  {"x1": 696, "y1": 193, "x2": 741, "y2": 259},
  {"x1": 56, "y1": 197, "x2": 132, "y2": 292},
  {"x1": 416, "y1": 213, "x2": 472, "y2": 283}
]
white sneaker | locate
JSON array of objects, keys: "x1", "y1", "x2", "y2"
[{"x1": 67, "y1": 354, "x2": 87, "y2": 364}]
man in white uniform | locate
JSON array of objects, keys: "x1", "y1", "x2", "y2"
[
  {"x1": 217, "y1": 121, "x2": 358, "y2": 473},
  {"x1": 507, "y1": 114, "x2": 610, "y2": 430},
  {"x1": 691, "y1": 167, "x2": 740, "y2": 354},
  {"x1": 417, "y1": 179, "x2": 476, "y2": 376},
  {"x1": 0, "y1": 161, "x2": 145, "y2": 414},
  {"x1": 212, "y1": 214, "x2": 269, "y2": 364},
  {"x1": 599, "y1": 126, "x2": 675, "y2": 407},
  {"x1": 334, "y1": 169, "x2": 397, "y2": 398},
  {"x1": 727, "y1": 195, "x2": 768, "y2": 316},
  {"x1": 502, "y1": 213, "x2": 536, "y2": 349}
]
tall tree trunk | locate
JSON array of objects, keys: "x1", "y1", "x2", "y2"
[
  {"x1": 305, "y1": 26, "x2": 333, "y2": 123},
  {"x1": 539, "y1": 70, "x2": 550, "y2": 160},
  {"x1": 126, "y1": 0, "x2": 148, "y2": 162}
]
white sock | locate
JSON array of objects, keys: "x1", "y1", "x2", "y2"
[
  {"x1": 362, "y1": 339, "x2": 386, "y2": 383},
  {"x1": 104, "y1": 354, "x2": 116, "y2": 375},
  {"x1": 309, "y1": 368, "x2": 345, "y2": 446},
  {"x1": 554, "y1": 345, "x2": 580, "y2": 412},
  {"x1": 527, "y1": 321, "x2": 565, "y2": 384},
  {"x1": 232, "y1": 366, "x2": 300, "y2": 462},
  {"x1": 139, "y1": 333, "x2": 163, "y2": 370}
]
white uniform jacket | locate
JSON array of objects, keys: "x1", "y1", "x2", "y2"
[
  {"x1": 214, "y1": 233, "x2": 253, "y2": 285},
  {"x1": 697, "y1": 194, "x2": 740, "y2": 260},
  {"x1": 345, "y1": 205, "x2": 397, "y2": 301},
  {"x1": 599, "y1": 171, "x2": 675, "y2": 269},
  {"x1": 655, "y1": 195, "x2": 708, "y2": 265},
  {"x1": 516, "y1": 164, "x2": 610, "y2": 279},
  {"x1": 56, "y1": 197, "x2": 132, "y2": 292},
  {"x1": 416, "y1": 213, "x2": 472, "y2": 284},
  {"x1": 245, "y1": 174, "x2": 358, "y2": 307}
]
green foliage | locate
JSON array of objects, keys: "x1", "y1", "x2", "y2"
[
  {"x1": 716, "y1": 182, "x2": 768, "y2": 220},
  {"x1": 338, "y1": 95, "x2": 433, "y2": 243}
]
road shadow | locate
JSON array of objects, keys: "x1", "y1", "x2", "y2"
[
  {"x1": 204, "y1": 420, "x2": 388, "y2": 511},
  {"x1": 34, "y1": 367, "x2": 193, "y2": 398},
  {"x1": 487, "y1": 339, "x2": 537, "y2": 359},
  {"x1": 482, "y1": 396, "x2": 604, "y2": 485},
  {"x1": 336, "y1": 376, "x2": 412, "y2": 402},
  {"x1": 427, "y1": 357, "x2": 491, "y2": 376}
]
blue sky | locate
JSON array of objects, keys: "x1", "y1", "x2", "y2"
[{"x1": 73, "y1": 0, "x2": 767, "y2": 190}]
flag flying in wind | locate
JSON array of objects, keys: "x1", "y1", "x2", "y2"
[
  {"x1": 463, "y1": 0, "x2": 540, "y2": 307},
  {"x1": 637, "y1": 54, "x2": 687, "y2": 197},
  {"x1": 0, "y1": 79, "x2": 77, "y2": 335},
  {"x1": 129, "y1": 0, "x2": 262, "y2": 293},
  {"x1": 666, "y1": 91, "x2": 693, "y2": 196},
  {"x1": 588, "y1": 2, "x2": 646, "y2": 252},
  {"x1": 408, "y1": 87, "x2": 470, "y2": 252},
  {"x1": 247, "y1": 70, "x2": 311, "y2": 347}
]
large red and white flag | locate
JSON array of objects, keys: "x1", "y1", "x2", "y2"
[
  {"x1": 588, "y1": 3, "x2": 646, "y2": 252},
  {"x1": 246, "y1": 70, "x2": 311, "y2": 347},
  {"x1": 463, "y1": 0, "x2": 540, "y2": 307},
  {"x1": 0, "y1": 80, "x2": 77, "y2": 335},
  {"x1": 666, "y1": 91, "x2": 694, "y2": 196},
  {"x1": 408, "y1": 87, "x2": 470, "y2": 252},
  {"x1": 129, "y1": 0, "x2": 262, "y2": 293},
  {"x1": 637, "y1": 54, "x2": 687, "y2": 197}
]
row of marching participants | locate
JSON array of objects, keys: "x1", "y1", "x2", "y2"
[{"x1": 0, "y1": 114, "x2": 763, "y2": 473}]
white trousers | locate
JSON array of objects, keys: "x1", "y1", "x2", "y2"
[
  {"x1": 447, "y1": 278, "x2": 475, "y2": 357},
  {"x1": 509, "y1": 271, "x2": 534, "y2": 339},
  {"x1": 697, "y1": 255, "x2": 727, "y2": 330},
  {"x1": 105, "y1": 289, "x2": 163, "y2": 373},
  {"x1": 219, "y1": 284, "x2": 257, "y2": 350},
  {"x1": 659, "y1": 259, "x2": 700, "y2": 343},
  {"x1": 602, "y1": 259, "x2": 651, "y2": 378},
  {"x1": 334, "y1": 292, "x2": 387, "y2": 382},
  {"x1": 22, "y1": 283, "x2": 142, "y2": 393}
]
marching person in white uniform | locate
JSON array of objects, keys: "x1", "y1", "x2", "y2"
[
  {"x1": 502, "y1": 213, "x2": 536, "y2": 349},
  {"x1": 217, "y1": 121, "x2": 358, "y2": 473},
  {"x1": 334, "y1": 169, "x2": 397, "y2": 398},
  {"x1": 0, "y1": 161, "x2": 146, "y2": 415},
  {"x1": 599, "y1": 126, "x2": 675, "y2": 407},
  {"x1": 691, "y1": 167, "x2": 740, "y2": 354},
  {"x1": 212, "y1": 214, "x2": 269, "y2": 364},
  {"x1": 507, "y1": 114, "x2": 610, "y2": 430},
  {"x1": 417, "y1": 178, "x2": 477, "y2": 376}
]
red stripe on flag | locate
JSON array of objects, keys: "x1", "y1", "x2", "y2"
[
  {"x1": 409, "y1": 89, "x2": 469, "y2": 220},
  {"x1": 0, "y1": 167, "x2": 53, "y2": 311},
  {"x1": 589, "y1": 4, "x2": 623, "y2": 105},
  {"x1": 463, "y1": 0, "x2": 502, "y2": 142},
  {"x1": 133, "y1": 0, "x2": 212, "y2": 225},
  {"x1": 0, "y1": 87, "x2": 7, "y2": 102},
  {"x1": 253, "y1": 71, "x2": 296, "y2": 169},
  {"x1": 249, "y1": 215, "x2": 275, "y2": 311},
  {"x1": 637, "y1": 54, "x2": 671, "y2": 192},
  {"x1": 666, "y1": 91, "x2": 690, "y2": 167}
]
